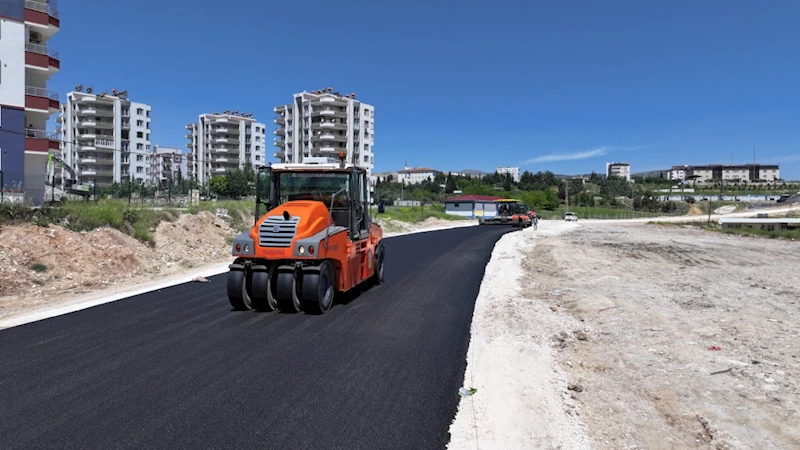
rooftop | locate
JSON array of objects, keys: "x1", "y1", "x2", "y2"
[
  {"x1": 398, "y1": 167, "x2": 437, "y2": 174},
  {"x1": 444, "y1": 195, "x2": 503, "y2": 202}
]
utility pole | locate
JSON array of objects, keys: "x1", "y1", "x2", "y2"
[{"x1": 564, "y1": 179, "x2": 570, "y2": 216}]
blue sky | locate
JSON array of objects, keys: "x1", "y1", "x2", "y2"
[{"x1": 48, "y1": 0, "x2": 800, "y2": 178}]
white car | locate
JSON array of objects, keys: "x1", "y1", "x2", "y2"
[{"x1": 564, "y1": 212, "x2": 578, "y2": 222}]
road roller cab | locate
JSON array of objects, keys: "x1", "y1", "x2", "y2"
[{"x1": 227, "y1": 155, "x2": 384, "y2": 314}]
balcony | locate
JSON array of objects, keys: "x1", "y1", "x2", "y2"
[
  {"x1": 212, "y1": 127, "x2": 229, "y2": 134},
  {"x1": 24, "y1": 43, "x2": 60, "y2": 71},
  {"x1": 24, "y1": 0, "x2": 60, "y2": 30},
  {"x1": 24, "y1": 128, "x2": 60, "y2": 153},
  {"x1": 94, "y1": 139, "x2": 115, "y2": 149},
  {"x1": 24, "y1": 86, "x2": 59, "y2": 112},
  {"x1": 80, "y1": 169, "x2": 113, "y2": 177},
  {"x1": 316, "y1": 107, "x2": 346, "y2": 117},
  {"x1": 274, "y1": 139, "x2": 285, "y2": 147}
]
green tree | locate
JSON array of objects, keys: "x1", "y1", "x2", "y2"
[
  {"x1": 209, "y1": 175, "x2": 228, "y2": 196},
  {"x1": 445, "y1": 172, "x2": 457, "y2": 194}
]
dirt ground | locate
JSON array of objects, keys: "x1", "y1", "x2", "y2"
[
  {"x1": 451, "y1": 219, "x2": 799, "y2": 449},
  {"x1": 0, "y1": 213, "x2": 472, "y2": 323},
  {"x1": 0, "y1": 211, "x2": 237, "y2": 321},
  {"x1": 538, "y1": 222, "x2": 800, "y2": 449}
]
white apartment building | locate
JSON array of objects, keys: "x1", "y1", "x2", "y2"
[
  {"x1": 150, "y1": 146, "x2": 188, "y2": 186},
  {"x1": 497, "y1": 166, "x2": 520, "y2": 182},
  {"x1": 396, "y1": 166, "x2": 439, "y2": 184},
  {"x1": 273, "y1": 88, "x2": 375, "y2": 175},
  {"x1": 606, "y1": 162, "x2": 631, "y2": 181},
  {"x1": 186, "y1": 111, "x2": 266, "y2": 185},
  {"x1": 0, "y1": 1, "x2": 61, "y2": 204},
  {"x1": 57, "y1": 88, "x2": 152, "y2": 186},
  {"x1": 669, "y1": 164, "x2": 780, "y2": 182}
]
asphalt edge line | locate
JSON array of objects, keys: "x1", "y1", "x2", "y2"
[{"x1": 0, "y1": 222, "x2": 478, "y2": 330}]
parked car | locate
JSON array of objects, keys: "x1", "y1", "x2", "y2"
[{"x1": 564, "y1": 212, "x2": 578, "y2": 222}]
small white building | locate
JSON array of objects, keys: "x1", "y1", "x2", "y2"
[
  {"x1": 606, "y1": 162, "x2": 631, "y2": 181},
  {"x1": 396, "y1": 166, "x2": 438, "y2": 184},
  {"x1": 443, "y1": 195, "x2": 502, "y2": 219},
  {"x1": 497, "y1": 166, "x2": 520, "y2": 182}
]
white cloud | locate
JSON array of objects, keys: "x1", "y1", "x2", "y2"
[{"x1": 525, "y1": 147, "x2": 607, "y2": 163}]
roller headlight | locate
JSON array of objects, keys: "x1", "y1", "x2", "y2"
[{"x1": 298, "y1": 245, "x2": 305, "y2": 255}]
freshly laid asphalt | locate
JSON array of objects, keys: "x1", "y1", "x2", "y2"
[{"x1": 0, "y1": 225, "x2": 513, "y2": 450}]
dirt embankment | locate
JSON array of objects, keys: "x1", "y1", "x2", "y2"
[
  {"x1": 0, "y1": 211, "x2": 236, "y2": 320},
  {"x1": 528, "y1": 223, "x2": 800, "y2": 449}
]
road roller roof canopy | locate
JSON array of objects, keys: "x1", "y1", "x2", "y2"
[{"x1": 269, "y1": 163, "x2": 365, "y2": 172}]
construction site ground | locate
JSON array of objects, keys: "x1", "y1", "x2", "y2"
[{"x1": 450, "y1": 218, "x2": 800, "y2": 450}]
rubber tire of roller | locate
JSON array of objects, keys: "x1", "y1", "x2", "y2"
[
  {"x1": 227, "y1": 269, "x2": 253, "y2": 311},
  {"x1": 276, "y1": 271, "x2": 303, "y2": 313},
  {"x1": 251, "y1": 268, "x2": 278, "y2": 312},
  {"x1": 302, "y1": 261, "x2": 335, "y2": 314},
  {"x1": 372, "y1": 245, "x2": 385, "y2": 285}
]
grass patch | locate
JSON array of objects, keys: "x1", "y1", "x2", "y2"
[
  {"x1": 713, "y1": 227, "x2": 800, "y2": 240},
  {"x1": 373, "y1": 204, "x2": 468, "y2": 223},
  {"x1": 647, "y1": 221, "x2": 800, "y2": 240},
  {"x1": 2, "y1": 200, "x2": 179, "y2": 246},
  {"x1": 189, "y1": 200, "x2": 255, "y2": 233}
]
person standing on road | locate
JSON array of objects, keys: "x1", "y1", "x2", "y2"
[{"x1": 532, "y1": 213, "x2": 538, "y2": 230}]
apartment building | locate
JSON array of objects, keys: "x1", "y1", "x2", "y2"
[
  {"x1": 606, "y1": 162, "x2": 631, "y2": 181},
  {"x1": 273, "y1": 88, "x2": 375, "y2": 175},
  {"x1": 0, "y1": 0, "x2": 61, "y2": 204},
  {"x1": 668, "y1": 164, "x2": 780, "y2": 182},
  {"x1": 186, "y1": 111, "x2": 266, "y2": 185},
  {"x1": 57, "y1": 88, "x2": 152, "y2": 186},
  {"x1": 497, "y1": 166, "x2": 520, "y2": 182},
  {"x1": 150, "y1": 146, "x2": 187, "y2": 186}
]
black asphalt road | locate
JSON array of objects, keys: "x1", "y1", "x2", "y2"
[{"x1": 0, "y1": 225, "x2": 513, "y2": 450}]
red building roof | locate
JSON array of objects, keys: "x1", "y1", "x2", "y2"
[{"x1": 443, "y1": 195, "x2": 503, "y2": 202}]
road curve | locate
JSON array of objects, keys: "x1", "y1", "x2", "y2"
[{"x1": 0, "y1": 225, "x2": 513, "y2": 450}]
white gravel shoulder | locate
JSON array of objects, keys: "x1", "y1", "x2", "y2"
[{"x1": 447, "y1": 220, "x2": 593, "y2": 450}]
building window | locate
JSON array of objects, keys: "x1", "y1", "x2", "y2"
[{"x1": 137, "y1": 155, "x2": 143, "y2": 161}]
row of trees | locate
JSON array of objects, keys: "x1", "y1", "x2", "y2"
[
  {"x1": 374, "y1": 169, "x2": 698, "y2": 212},
  {"x1": 374, "y1": 170, "x2": 601, "y2": 210}
]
